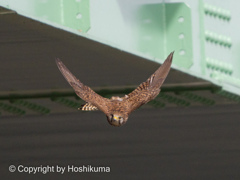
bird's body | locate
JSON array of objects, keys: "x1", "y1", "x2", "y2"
[{"x1": 56, "y1": 52, "x2": 174, "y2": 127}]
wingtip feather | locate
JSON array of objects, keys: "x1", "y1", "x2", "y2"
[
  {"x1": 55, "y1": 58, "x2": 61, "y2": 64},
  {"x1": 55, "y1": 58, "x2": 63, "y2": 70},
  {"x1": 166, "y1": 51, "x2": 174, "y2": 63}
]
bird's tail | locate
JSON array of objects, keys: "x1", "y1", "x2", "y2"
[{"x1": 78, "y1": 103, "x2": 98, "y2": 111}]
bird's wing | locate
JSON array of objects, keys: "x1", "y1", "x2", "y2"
[
  {"x1": 124, "y1": 52, "x2": 173, "y2": 114},
  {"x1": 56, "y1": 58, "x2": 110, "y2": 115}
]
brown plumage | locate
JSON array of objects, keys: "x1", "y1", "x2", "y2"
[{"x1": 56, "y1": 52, "x2": 173, "y2": 127}]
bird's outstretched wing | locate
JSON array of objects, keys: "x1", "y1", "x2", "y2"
[
  {"x1": 124, "y1": 52, "x2": 174, "y2": 114},
  {"x1": 56, "y1": 58, "x2": 110, "y2": 114}
]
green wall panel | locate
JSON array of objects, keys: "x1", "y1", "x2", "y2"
[
  {"x1": 165, "y1": 3, "x2": 193, "y2": 68},
  {"x1": 136, "y1": 3, "x2": 193, "y2": 68},
  {"x1": 0, "y1": 0, "x2": 240, "y2": 96}
]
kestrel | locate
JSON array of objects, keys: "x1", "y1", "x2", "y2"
[{"x1": 56, "y1": 52, "x2": 173, "y2": 127}]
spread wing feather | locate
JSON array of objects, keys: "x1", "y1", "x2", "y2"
[
  {"x1": 125, "y1": 52, "x2": 173, "y2": 113},
  {"x1": 56, "y1": 58, "x2": 110, "y2": 114}
]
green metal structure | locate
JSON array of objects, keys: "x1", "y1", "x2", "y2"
[
  {"x1": 0, "y1": 0, "x2": 240, "y2": 116},
  {"x1": 1, "y1": 0, "x2": 239, "y2": 95}
]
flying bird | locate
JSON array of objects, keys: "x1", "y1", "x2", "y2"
[{"x1": 56, "y1": 52, "x2": 173, "y2": 127}]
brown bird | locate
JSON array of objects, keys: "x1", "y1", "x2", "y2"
[{"x1": 56, "y1": 52, "x2": 173, "y2": 127}]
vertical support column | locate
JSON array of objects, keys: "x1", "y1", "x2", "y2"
[
  {"x1": 199, "y1": 0, "x2": 206, "y2": 75},
  {"x1": 136, "y1": 3, "x2": 193, "y2": 68},
  {"x1": 165, "y1": 3, "x2": 193, "y2": 68}
]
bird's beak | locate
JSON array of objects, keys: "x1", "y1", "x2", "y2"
[{"x1": 113, "y1": 115, "x2": 119, "y2": 121}]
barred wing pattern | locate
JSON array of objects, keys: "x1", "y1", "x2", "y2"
[
  {"x1": 124, "y1": 52, "x2": 173, "y2": 114},
  {"x1": 56, "y1": 59, "x2": 110, "y2": 115}
]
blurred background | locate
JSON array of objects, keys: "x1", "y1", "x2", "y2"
[{"x1": 1, "y1": 0, "x2": 240, "y2": 179}]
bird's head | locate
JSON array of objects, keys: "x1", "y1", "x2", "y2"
[{"x1": 107, "y1": 114, "x2": 128, "y2": 127}]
